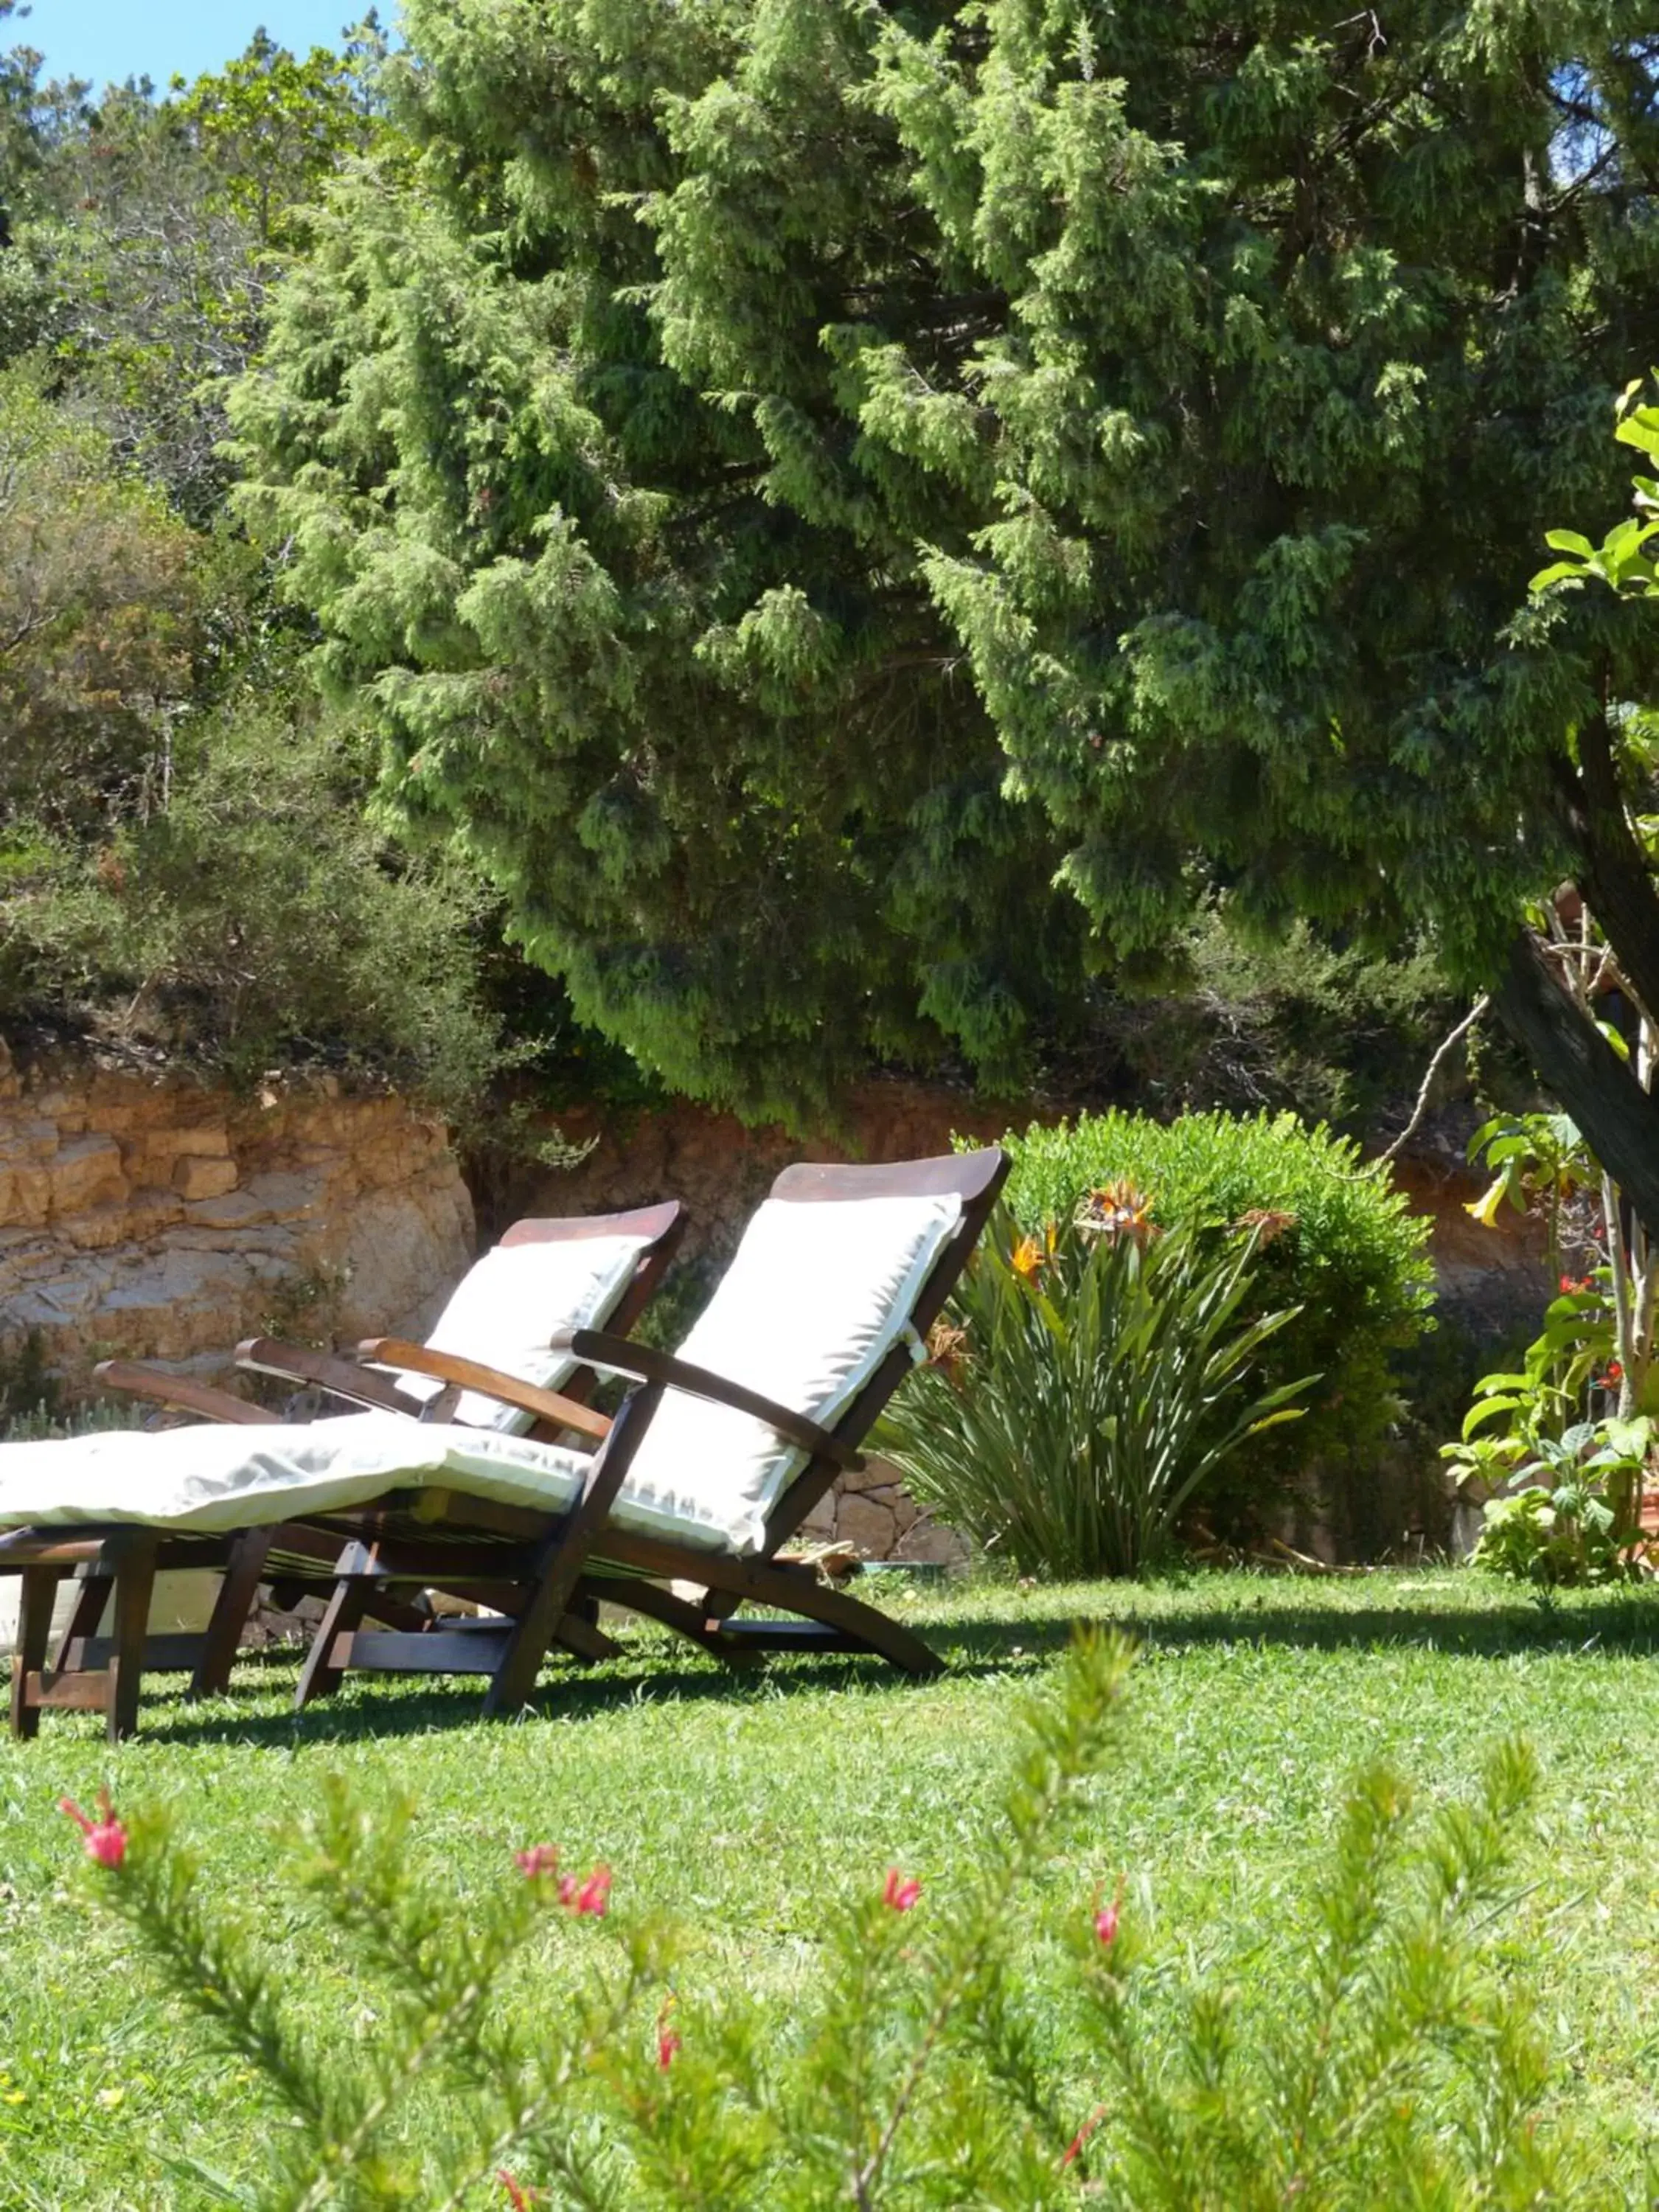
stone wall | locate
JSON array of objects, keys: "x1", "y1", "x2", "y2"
[
  {"x1": 0, "y1": 1044, "x2": 1554, "y2": 1568},
  {"x1": 0, "y1": 1040, "x2": 474, "y2": 1392}
]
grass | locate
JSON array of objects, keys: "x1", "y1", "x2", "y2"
[{"x1": 4, "y1": 1565, "x2": 1659, "y2": 2203}]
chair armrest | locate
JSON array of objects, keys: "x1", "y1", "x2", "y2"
[
  {"x1": 550, "y1": 1329, "x2": 863, "y2": 1471},
  {"x1": 355, "y1": 1340, "x2": 612, "y2": 1443},
  {"x1": 236, "y1": 1339, "x2": 430, "y2": 1417},
  {"x1": 94, "y1": 1359, "x2": 279, "y2": 1427}
]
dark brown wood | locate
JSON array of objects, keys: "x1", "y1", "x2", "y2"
[
  {"x1": 295, "y1": 1574, "x2": 374, "y2": 1709},
  {"x1": 63, "y1": 1632, "x2": 207, "y2": 1673},
  {"x1": 575, "y1": 1573, "x2": 766, "y2": 1666},
  {"x1": 10, "y1": 1567, "x2": 61, "y2": 1739},
  {"x1": 189, "y1": 1530, "x2": 274, "y2": 1700},
  {"x1": 52, "y1": 1572, "x2": 112, "y2": 1672},
  {"x1": 554, "y1": 1331, "x2": 865, "y2": 1470},
  {"x1": 698, "y1": 1619, "x2": 862, "y2": 1653},
  {"x1": 26, "y1": 1669, "x2": 109, "y2": 1711},
  {"x1": 499, "y1": 1199, "x2": 684, "y2": 1250},
  {"x1": 483, "y1": 1382, "x2": 666, "y2": 1716},
  {"x1": 93, "y1": 1360, "x2": 278, "y2": 1426},
  {"x1": 355, "y1": 1340, "x2": 612, "y2": 1442},
  {"x1": 234, "y1": 1340, "x2": 431, "y2": 1416},
  {"x1": 108, "y1": 1538, "x2": 158, "y2": 1740}
]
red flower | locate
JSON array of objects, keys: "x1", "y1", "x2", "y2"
[
  {"x1": 1093, "y1": 1877, "x2": 1124, "y2": 1948},
  {"x1": 657, "y1": 1996, "x2": 681, "y2": 2070},
  {"x1": 882, "y1": 1867, "x2": 922, "y2": 1913},
  {"x1": 59, "y1": 1790, "x2": 126, "y2": 1870},
  {"x1": 565, "y1": 1865, "x2": 611, "y2": 1918},
  {"x1": 1060, "y1": 2103, "x2": 1107, "y2": 2171},
  {"x1": 1560, "y1": 1274, "x2": 1592, "y2": 1295},
  {"x1": 514, "y1": 1843, "x2": 559, "y2": 1880}
]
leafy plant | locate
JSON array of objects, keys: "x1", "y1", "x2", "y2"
[
  {"x1": 996, "y1": 1111, "x2": 1434, "y2": 1518},
  {"x1": 1469, "y1": 1473, "x2": 1632, "y2": 1590},
  {"x1": 63, "y1": 1635, "x2": 1589, "y2": 2206},
  {"x1": 875, "y1": 1201, "x2": 1309, "y2": 1577}
]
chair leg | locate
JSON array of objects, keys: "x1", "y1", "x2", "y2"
[
  {"x1": 106, "y1": 1540, "x2": 158, "y2": 1743},
  {"x1": 10, "y1": 1566, "x2": 63, "y2": 1741},
  {"x1": 698, "y1": 1554, "x2": 945, "y2": 1678},
  {"x1": 774, "y1": 1577, "x2": 943, "y2": 1677},
  {"x1": 188, "y1": 1530, "x2": 274, "y2": 1701},
  {"x1": 52, "y1": 1572, "x2": 113, "y2": 1673},
  {"x1": 294, "y1": 1578, "x2": 373, "y2": 1710}
]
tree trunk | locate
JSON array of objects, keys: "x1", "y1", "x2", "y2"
[
  {"x1": 1553, "y1": 712, "x2": 1659, "y2": 1026},
  {"x1": 1493, "y1": 929, "x2": 1659, "y2": 1241}
]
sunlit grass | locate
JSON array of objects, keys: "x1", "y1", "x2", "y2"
[{"x1": 4, "y1": 1566, "x2": 1659, "y2": 2203}]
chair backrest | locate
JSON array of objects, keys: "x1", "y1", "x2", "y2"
[
  {"x1": 616, "y1": 1152, "x2": 1006, "y2": 1554},
  {"x1": 399, "y1": 1201, "x2": 683, "y2": 1431}
]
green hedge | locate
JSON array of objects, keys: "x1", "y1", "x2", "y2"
[{"x1": 993, "y1": 1111, "x2": 1436, "y2": 1524}]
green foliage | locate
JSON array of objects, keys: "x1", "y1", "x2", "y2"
[
  {"x1": 4, "y1": 700, "x2": 504, "y2": 1112},
  {"x1": 169, "y1": 23, "x2": 388, "y2": 251},
  {"x1": 1107, "y1": 913, "x2": 1459, "y2": 1135},
  {"x1": 229, "y1": 0, "x2": 1659, "y2": 1121},
  {"x1": 996, "y1": 1111, "x2": 1436, "y2": 1513},
  {"x1": 69, "y1": 1635, "x2": 1586, "y2": 2206},
  {"x1": 876, "y1": 1205, "x2": 1307, "y2": 1576},
  {"x1": 0, "y1": 365, "x2": 204, "y2": 832},
  {"x1": 1469, "y1": 1470, "x2": 1635, "y2": 1590},
  {"x1": 1093, "y1": 1739, "x2": 1566, "y2": 2209},
  {"x1": 1453, "y1": 1284, "x2": 1621, "y2": 1455},
  {"x1": 1445, "y1": 1284, "x2": 1649, "y2": 1586}
]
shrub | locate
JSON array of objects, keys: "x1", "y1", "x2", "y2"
[
  {"x1": 997, "y1": 1112, "x2": 1436, "y2": 1523},
  {"x1": 875, "y1": 1205, "x2": 1309, "y2": 1576},
  {"x1": 3, "y1": 700, "x2": 505, "y2": 1116},
  {"x1": 65, "y1": 1635, "x2": 1586, "y2": 2206}
]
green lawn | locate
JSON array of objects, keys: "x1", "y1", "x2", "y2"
[{"x1": 5, "y1": 1567, "x2": 1659, "y2": 2205}]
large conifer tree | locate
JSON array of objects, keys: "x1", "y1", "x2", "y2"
[{"x1": 234, "y1": 1, "x2": 1659, "y2": 1187}]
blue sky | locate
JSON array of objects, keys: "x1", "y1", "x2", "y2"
[{"x1": 18, "y1": 0, "x2": 368, "y2": 91}]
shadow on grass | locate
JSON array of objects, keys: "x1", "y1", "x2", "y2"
[
  {"x1": 97, "y1": 1632, "x2": 1034, "y2": 1751},
  {"x1": 17, "y1": 1587, "x2": 1659, "y2": 1750},
  {"x1": 954, "y1": 1596, "x2": 1659, "y2": 1664}
]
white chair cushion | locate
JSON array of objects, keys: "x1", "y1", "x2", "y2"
[
  {"x1": 616, "y1": 1192, "x2": 961, "y2": 1554},
  {"x1": 0, "y1": 1414, "x2": 588, "y2": 1534},
  {"x1": 392, "y1": 1234, "x2": 648, "y2": 1429}
]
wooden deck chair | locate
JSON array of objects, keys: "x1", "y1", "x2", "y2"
[
  {"x1": 285, "y1": 1148, "x2": 1007, "y2": 1711},
  {"x1": 0, "y1": 1202, "x2": 683, "y2": 1739},
  {"x1": 0, "y1": 1154, "x2": 1001, "y2": 1735}
]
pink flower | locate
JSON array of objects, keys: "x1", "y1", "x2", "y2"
[
  {"x1": 60, "y1": 1790, "x2": 126, "y2": 1870},
  {"x1": 514, "y1": 1843, "x2": 559, "y2": 1880},
  {"x1": 565, "y1": 1865, "x2": 611, "y2": 1918},
  {"x1": 1093, "y1": 1877, "x2": 1124, "y2": 1947},
  {"x1": 882, "y1": 1868, "x2": 922, "y2": 1913}
]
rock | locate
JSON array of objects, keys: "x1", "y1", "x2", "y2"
[
  {"x1": 0, "y1": 1054, "x2": 474, "y2": 1391},
  {"x1": 173, "y1": 1155, "x2": 240, "y2": 1201},
  {"x1": 835, "y1": 1491, "x2": 900, "y2": 1557},
  {"x1": 46, "y1": 1133, "x2": 127, "y2": 1214},
  {"x1": 891, "y1": 1514, "x2": 971, "y2": 1567}
]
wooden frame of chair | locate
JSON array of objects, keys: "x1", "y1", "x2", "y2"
[
  {"x1": 293, "y1": 1150, "x2": 1008, "y2": 1715},
  {"x1": 4, "y1": 1201, "x2": 685, "y2": 1740}
]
